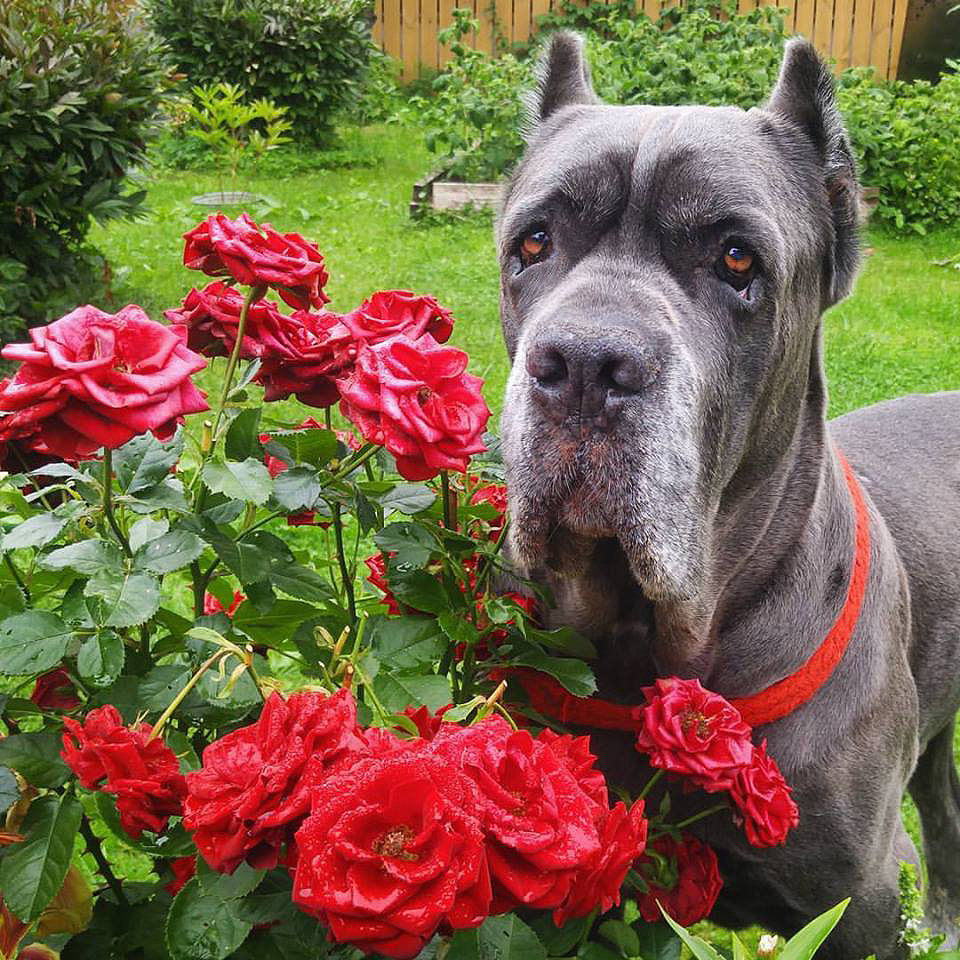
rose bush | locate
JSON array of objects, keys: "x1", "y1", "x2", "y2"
[{"x1": 0, "y1": 212, "x2": 821, "y2": 960}]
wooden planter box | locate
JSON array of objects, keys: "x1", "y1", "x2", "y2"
[{"x1": 410, "y1": 165, "x2": 501, "y2": 218}]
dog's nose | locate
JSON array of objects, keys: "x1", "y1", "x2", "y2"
[{"x1": 525, "y1": 334, "x2": 657, "y2": 424}]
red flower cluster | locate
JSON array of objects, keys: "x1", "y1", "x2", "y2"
[
  {"x1": 61, "y1": 706, "x2": 187, "y2": 839},
  {"x1": 636, "y1": 678, "x2": 798, "y2": 847},
  {"x1": 635, "y1": 833, "x2": 723, "y2": 927},
  {"x1": 203, "y1": 590, "x2": 246, "y2": 617},
  {"x1": 0, "y1": 306, "x2": 208, "y2": 463},
  {"x1": 470, "y1": 483, "x2": 508, "y2": 541},
  {"x1": 183, "y1": 213, "x2": 329, "y2": 310},
  {"x1": 179, "y1": 691, "x2": 646, "y2": 958},
  {"x1": 183, "y1": 690, "x2": 365, "y2": 874}
]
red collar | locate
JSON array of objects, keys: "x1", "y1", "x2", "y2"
[{"x1": 513, "y1": 451, "x2": 871, "y2": 730}]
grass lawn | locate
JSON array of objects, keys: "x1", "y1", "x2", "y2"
[{"x1": 89, "y1": 123, "x2": 960, "y2": 932}]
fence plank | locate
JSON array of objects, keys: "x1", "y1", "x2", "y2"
[
  {"x1": 402, "y1": 0, "x2": 420, "y2": 80},
  {"x1": 372, "y1": 0, "x2": 384, "y2": 45},
  {"x1": 887, "y1": 0, "x2": 909, "y2": 79},
  {"x1": 812, "y1": 0, "x2": 834, "y2": 59},
  {"x1": 420, "y1": 0, "x2": 438, "y2": 71},
  {"x1": 383, "y1": 0, "x2": 404, "y2": 77},
  {"x1": 514, "y1": 0, "x2": 532, "y2": 43},
  {"x1": 868, "y1": 0, "x2": 894, "y2": 76},
  {"x1": 831, "y1": 0, "x2": 856, "y2": 69},
  {"x1": 794, "y1": 0, "x2": 816, "y2": 41}
]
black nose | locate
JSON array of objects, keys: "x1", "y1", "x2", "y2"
[{"x1": 525, "y1": 333, "x2": 658, "y2": 425}]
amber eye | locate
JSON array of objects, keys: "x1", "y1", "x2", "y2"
[
  {"x1": 519, "y1": 229, "x2": 553, "y2": 269},
  {"x1": 723, "y1": 246, "x2": 754, "y2": 274}
]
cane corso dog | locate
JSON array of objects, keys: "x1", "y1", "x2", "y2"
[{"x1": 496, "y1": 33, "x2": 960, "y2": 959}]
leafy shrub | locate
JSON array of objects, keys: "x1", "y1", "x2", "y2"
[
  {"x1": 0, "y1": 0, "x2": 169, "y2": 336},
  {"x1": 413, "y1": 10, "x2": 531, "y2": 182},
  {"x1": 147, "y1": 0, "x2": 376, "y2": 145},
  {"x1": 837, "y1": 62, "x2": 960, "y2": 234}
]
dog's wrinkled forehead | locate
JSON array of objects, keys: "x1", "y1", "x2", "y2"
[{"x1": 501, "y1": 104, "x2": 815, "y2": 263}]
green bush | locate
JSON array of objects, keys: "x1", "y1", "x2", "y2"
[
  {"x1": 0, "y1": 0, "x2": 169, "y2": 336},
  {"x1": 147, "y1": 0, "x2": 376, "y2": 145},
  {"x1": 837, "y1": 62, "x2": 960, "y2": 234}
]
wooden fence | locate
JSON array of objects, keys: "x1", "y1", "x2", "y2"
[{"x1": 371, "y1": 0, "x2": 911, "y2": 82}]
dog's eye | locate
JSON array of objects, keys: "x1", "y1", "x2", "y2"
[
  {"x1": 717, "y1": 242, "x2": 757, "y2": 293},
  {"x1": 519, "y1": 229, "x2": 553, "y2": 270}
]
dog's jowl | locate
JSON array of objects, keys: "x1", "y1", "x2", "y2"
[{"x1": 496, "y1": 33, "x2": 960, "y2": 960}]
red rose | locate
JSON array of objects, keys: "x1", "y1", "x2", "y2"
[
  {"x1": 432, "y1": 717, "x2": 601, "y2": 912},
  {"x1": 165, "y1": 856, "x2": 197, "y2": 896},
  {"x1": 635, "y1": 833, "x2": 723, "y2": 927},
  {"x1": 182, "y1": 213, "x2": 329, "y2": 310},
  {"x1": 535, "y1": 729, "x2": 608, "y2": 815},
  {"x1": 184, "y1": 690, "x2": 366, "y2": 874},
  {"x1": 470, "y1": 483, "x2": 507, "y2": 541},
  {"x1": 635, "y1": 678, "x2": 754, "y2": 792},
  {"x1": 0, "y1": 305, "x2": 208, "y2": 461},
  {"x1": 339, "y1": 334, "x2": 489, "y2": 481},
  {"x1": 339, "y1": 290, "x2": 454, "y2": 348},
  {"x1": 400, "y1": 704, "x2": 452, "y2": 741},
  {"x1": 203, "y1": 590, "x2": 245, "y2": 617},
  {"x1": 729, "y1": 741, "x2": 798, "y2": 847},
  {"x1": 164, "y1": 281, "x2": 288, "y2": 359},
  {"x1": 292, "y1": 751, "x2": 491, "y2": 958},
  {"x1": 253, "y1": 309, "x2": 345, "y2": 408},
  {"x1": 61, "y1": 705, "x2": 187, "y2": 839},
  {"x1": 553, "y1": 799, "x2": 648, "y2": 926},
  {"x1": 30, "y1": 668, "x2": 80, "y2": 711}
]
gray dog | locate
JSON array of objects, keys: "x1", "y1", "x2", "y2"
[{"x1": 496, "y1": 33, "x2": 960, "y2": 959}]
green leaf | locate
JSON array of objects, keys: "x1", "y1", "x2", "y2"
[
  {"x1": 268, "y1": 561, "x2": 334, "y2": 602},
  {"x1": 390, "y1": 569, "x2": 450, "y2": 614},
  {"x1": 225, "y1": 408, "x2": 263, "y2": 461},
  {"x1": 128, "y1": 516, "x2": 170, "y2": 553},
  {"x1": 731, "y1": 933, "x2": 749, "y2": 960},
  {"x1": 0, "y1": 792, "x2": 81, "y2": 922},
  {"x1": 367, "y1": 615, "x2": 445, "y2": 670},
  {"x1": 374, "y1": 672, "x2": 453, "y2": 713},
  {"x1": 530, "y1": 912, "x2": 593, "y2": 956},
  {"x1": 635, "y1": 922, "x2": 682, "y2": 960},
  {"x1": 0, "y1": 732, "x2": 71, "y2": 788},
  {"x1": 85, "y1": 570, "x2": 161, "y2": 627},
  {"x1": 379, "y1": 483, "x2": 437, "y2": 514},
  {"x1": 263, "y1": 427, "x2": 337, "y2": 468},
  {"x1": 196, "y1": 858, "x2": 264, "y2": 899},
  {"x1": 599, "y1": 919, "x2": 640, "y2": 957},
  {"x1": 40, "y1": 540, "x2": 122, "y2": 574},
  {"x1": 578, "y1": 945, "x2": 623, "y2": 960},
  {"x1": 659, "y1": 905, "x2": 724, "y2": 960},
  {"x1": 232, "y1": 600, "x2": 322, "y2": 641},
  {"x1": 77, "y1": 631, "x2": 125, "y2": 686},
  {"x1": 1, "y1": 513, "x2": 67, "y2": 550},
  {"x1": 115, "y1": 432, "x2": 183, "y2": 494},
  {"x1": 273, "y1": 467, "x2": 322, "y2": 511},
  {"x1": 203, "y1": 459, "x2": 273, "y2": 506},
  {"x1": 779, "y1": 900, "x2": 849, "y2": 960},
  {"x1": 185, "y1": 518, "x2": 272, "y2": 584},
  {"x1": 126, "y1": 477, "x2": 190, "y2": 514},
  {"x1": 374, "y1": 522, "x2": 437, "y2": 567},
  {"x1": 0, "y1": 611, "x2": 71, "y2": 675},
  {"x1": 0, "y1": 766, "x2": 20, "y2": 817},
  {"x1": 93, "y1": 792, "x2": 196, "y2": 858},
  {"x1": 166, "y1": 876, "x2": 253, "y2": 960},
  {"x1": 511, "y1": 651, "x2": 597, "y2": 697},
  {"x1": 449, "y1": 914, "x2": 547, "y2": 960},
  {"x1": 134, "y1": 529, "x2": 205, "y2": 574}
]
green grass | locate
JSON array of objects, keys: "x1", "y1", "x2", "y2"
[{"x1": 89, "y1": 124, "x2": 960, "y2": 937}]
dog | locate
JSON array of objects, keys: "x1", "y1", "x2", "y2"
[{"x1": 495, "y1": 33, "x2": 960, "y2": 959}]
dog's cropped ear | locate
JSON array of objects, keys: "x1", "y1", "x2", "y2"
[
  {"x1": 766, "y1": 39, "x2": 861, "y2": 303},
  {"x1": 529, "y1": 31, "x2": 597, "y2": 128}
]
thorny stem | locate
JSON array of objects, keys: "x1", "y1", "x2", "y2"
[
  {"x1": 329, "y1": 444, "x2": 379, "y2": 484},
  {"x1": 440, "y1": 470, "x2": 456, "y2": 531},
  {"x1": 80, "y1": 815, "x2": 129, "y2": 907},
  {"x1": 210, "y1": 284, "x2": 263, "y2": 443},
  {"x1": 147, "y1": 649, "x2": 232, "y2": 742},
  {"x1": 332, "y1": 502, "x2": 356, "y2": 624},
  {"x1": 101, "y1": 449, "x2": 132, "y2": 558}
]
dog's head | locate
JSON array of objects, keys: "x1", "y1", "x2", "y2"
[{"x1": 497, "y1": 35, "x2": 860, "y2": 611}]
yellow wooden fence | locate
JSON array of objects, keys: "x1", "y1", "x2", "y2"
[{"x1": 372, "y1": 0, "x2": 910, "y2": 82}]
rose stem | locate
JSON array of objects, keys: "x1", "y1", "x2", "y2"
[
  {"x1": 210, "y1": 284, "x2": 265, "y2": 444},
  {"x1": 672, "y1": 802, "x2": 729, "y2": 830},
  {"x1": 638, "y1": 768, "x2": 665, "y2": 799},
  {"x1": 440, "y1": 470, "x2": 457, "y2": 530},
  {"x1": 101, "y1": 449, "x2": 132, "y2": 558},
  {"x1": 147, "y1": 649, "x2": 229, "y2": 742},
  {"x1": 332, "y1": 501, "x2": 356, "y2": 625},
  {"x1": 328, "y1": 444, "x2": 379, "y2": 483},
  {"x1": 80, "y1": 814, "x2": 129, "y2": 907}
]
